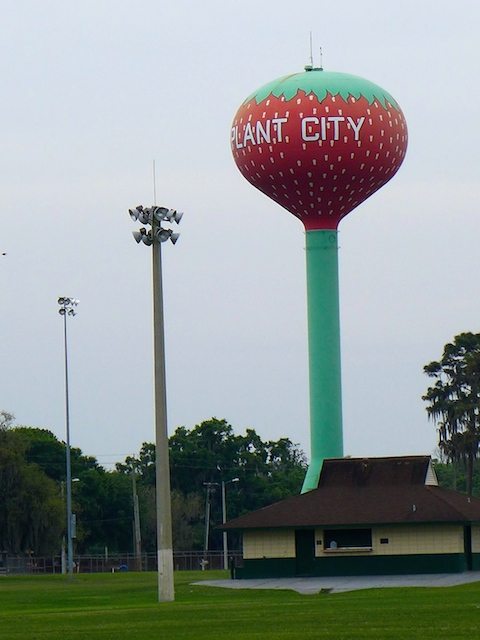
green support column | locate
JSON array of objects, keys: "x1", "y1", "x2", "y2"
[{"x1": 301, "y1": 229, "x2": 343, "y2": 493}]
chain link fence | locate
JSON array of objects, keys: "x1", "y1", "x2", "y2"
[{"x1": 0, "y1": 550, "x2": 243, "y2": 575}]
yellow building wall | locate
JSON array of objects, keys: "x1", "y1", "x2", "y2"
[
  {"x1": 314, "y1": 524, "x2": 464, "y2": 557},
  {"x1": 243, "y1": 524, "x2": 465, "y2": 560},
  {"x1": 471, "y1": 525, "x2": 480, "y2": 553},
  {"x1": 243, "y1": 529, "x2": 295, "y2": 559}
]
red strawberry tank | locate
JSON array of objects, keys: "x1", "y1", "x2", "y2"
[{"x1": 231, "y1": 67, "x2": 408, "y2": 492}]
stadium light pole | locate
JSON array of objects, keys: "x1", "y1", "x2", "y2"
[
  {"x1": 221, "y1": 478, "x2": 239, "y2": 570},
  {"x1": 58, "y1": 296, "x2": 79, "y2": 576},
  {"x1": 128, "y1": 204, "x2": 182, "y2": 602}
]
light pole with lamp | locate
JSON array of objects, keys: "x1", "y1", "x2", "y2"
[
  {"x1": 221, "y1": 478, "x2": 239, "y2": 570},
  {"x1": 58, "y1": 296, "x2": 79, "y2": 576},
  {"x1": 128, "y1": 204, "x2": 182, "y2": 602}
]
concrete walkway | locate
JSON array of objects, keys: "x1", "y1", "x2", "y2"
[{"x1": 194, "y1": 572, "x2": 480, "y2": 594}]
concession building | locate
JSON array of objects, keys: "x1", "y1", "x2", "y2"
[{"x1": 224, "y1": 455, "x2": 480, "y2": 578}]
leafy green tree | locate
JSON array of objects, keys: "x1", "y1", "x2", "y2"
[
  {"x1": 170, "y1": 491, "x2": 204, "y2": 550},
  {"x1": 423, "y1": 332, "x2": 480, "y2": 495},
  {"x1": 0, "y1": 427, "x2": 63, "y2": 554},
  {"x1": 117, "y1": 417, "x2": 306, "y2": 551},
  {"x1": 116, "y1": 443, "x2": 156, "y2": 485},
  {"x1": 1, "y1": 413, "x2": 307, "y2": 556},
  {"x1": 0, "y1": 420, "x2": 134, "y2": 556},
  {"x1": 433, "y1": 459, "x2": 480, "y2": 497},
  {"x1": 74, "y1": 469, "x2": 133, "y2": 554},
  {"x1": 11, "y1": 427, "x2": 100, "y2": 482}
]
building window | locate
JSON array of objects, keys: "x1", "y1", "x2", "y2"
[{"x1": 323, "y1": 528, "x2": 372, "y2": 550}]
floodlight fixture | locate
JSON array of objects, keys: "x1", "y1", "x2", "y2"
[
  {"x1": 162, "y1": 209, "x2": 175, "y2": 222},
  {"x1": 138, "y1": 210, "x2": 153, "y2": 224},
  {"x1": 129, "y1": 205, "x2": 145, "y2": 221},
  {"x1": 58, "y1": 297, "x2": 79, "y2": 314},
  {"x1": 128, "y1": 203, "x2": 183, "y2": 249},
  {"x1": 158, "y1": 209, "x2": 183, "y2": 224},
  {"x1": 156, "y1": 228, "x2": 172, "y2": 242},
  {"x1": 141, "y1": 232, "x2": 153, "y2": 246},
  {"x1": 152, "y1": 206, "x2": 170, "y2": 221}
]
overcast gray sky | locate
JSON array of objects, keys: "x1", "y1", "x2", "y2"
[{"x1": 1, "y1": 0, "x2": 479, "y2": 470}]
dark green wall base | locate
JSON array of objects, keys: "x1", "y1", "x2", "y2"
[
  {"x1": 471, "y1": 553, "x2": 480, "y2": 570},
  {"x1": 236, "y1": 558, "x2": 296, "y2": 579},
  {"x1": 236, "y1": 554, "x2": 467, "y2": 579}
]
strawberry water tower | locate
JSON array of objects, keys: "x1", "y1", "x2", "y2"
[{"x1": 231, "y1": 65, "x2": 408, "y2": 492}]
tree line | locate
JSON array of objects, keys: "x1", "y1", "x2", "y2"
[
  {"x1": 4, "y1": 329, "x2": 480, "y2": 557},
  {"x1": 0, "y1": 413, "x2": 306, "y2": 557}
]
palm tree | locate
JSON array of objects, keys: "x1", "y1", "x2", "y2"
[{"x1": 423, "y1": 333, "x2": 480, "y2": 496}]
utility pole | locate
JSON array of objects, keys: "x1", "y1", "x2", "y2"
[
  {"x1": 132, "y1": 470, "x2": 142, "y2": 571},
  {"x1": 203, "y1": 482, "x2": 218, "y2": 569}
]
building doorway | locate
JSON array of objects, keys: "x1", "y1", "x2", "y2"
[{"x1": 295, "y1": 529, "x2": 315, "y2": 576}]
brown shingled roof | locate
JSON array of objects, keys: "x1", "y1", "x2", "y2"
[{"x1": 223, "y1": 456, "x2": 480, "y2": 530}]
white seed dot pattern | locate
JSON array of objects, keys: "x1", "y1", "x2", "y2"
[{"x1": 231, "y1": 90, "x2": 408, "y2": 228}]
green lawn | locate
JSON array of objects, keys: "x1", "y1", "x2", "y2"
[{"x1": 1, "y1": 570, "x2": 480, "y2": 639}]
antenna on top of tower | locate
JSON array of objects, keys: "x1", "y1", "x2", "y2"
[
  {"x1": 305, "y1": 32, "x2": 315, "y2": 71},
  {"x1": 304, "y1": 31, "x2": 313, "y2": 71},
  {"x1": 305, "y1": 34, "x2": 324, "y2": 71}
]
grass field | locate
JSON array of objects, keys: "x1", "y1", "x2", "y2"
[{"x1": 1, "y1": 570, "x2": 480, "y2": 639}]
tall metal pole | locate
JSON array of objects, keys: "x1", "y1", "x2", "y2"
[
  {"x1": 129, "y1": 203, "x2": 181, "y2": 599},
  {"x1": 152, "y1": 219, "x2": 174, "y2": 602},
  {"x1": 60, "y1": 482, "x2": 66, "y2": 574},
  {"x1": 221, "y1": 481, "x2": 228, "y2": 571},
  {"x1": 203, "y1": 487, "x2": 211, "y2": 559},
  {"x1": 301, "y1": 230, "x2": 343, "y2": 493},
  {"x1": 62, "y1": 311, "x2": 74, "y2": 575},
  {"x1": 132, "y1": 471, "x2": 142, "y2": 571}
]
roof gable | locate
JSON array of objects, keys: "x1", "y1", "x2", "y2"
[{"x1": 319, "y1": 456, "x2": 431, "y2": 488}]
